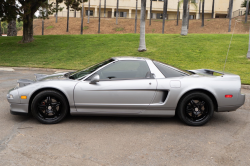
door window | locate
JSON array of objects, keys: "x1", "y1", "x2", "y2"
[{"x1": 95, "y1": 60, "x2": 151, "y2": 80}]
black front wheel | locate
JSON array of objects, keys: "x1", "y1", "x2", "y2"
[
  {"x1": 31, "y1": 90, "x2": 68, "y2": 124},
  {"x1": 177, "y1": 92, "x2": 214, "y2": 126}
]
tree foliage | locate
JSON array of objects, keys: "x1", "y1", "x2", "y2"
[
  {"x1": 64, "y1": 0, "x2": 87, "y2": 10},
  {"x1": 1, "y1": 0, "x2": 52, "y2": 22},
  {"x1": 241, "y1": 0, "x2": 250, "y2": 8},
  {"x1": 0, "y1": 0, "x2": 87, "y2": 43},
  {"x1": 51, "y1": 0, "x2": 64, "y2": 14}
]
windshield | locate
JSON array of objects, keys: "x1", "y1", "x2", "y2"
[{"x1": 69, "y1": 59, "x2": 114, "y2": 80}]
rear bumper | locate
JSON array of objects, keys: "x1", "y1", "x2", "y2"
[
  {"x1": 10, "y1": 103, "x2": 29, "y2": 115},
  {"x1": 218, "y1": 94, "x2": 245, "y2": 112}
]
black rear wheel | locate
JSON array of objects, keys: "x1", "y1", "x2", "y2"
[
  {"x1": 177, "y1": 92, "x2": 214, "y2": 126},
  {"x1": 31, "y1": 90, "x2": 68, "y2": 124}
]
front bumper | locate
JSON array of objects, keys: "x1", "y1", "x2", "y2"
[
  {"x1": 10, "y1": 103, "x2": 29, "y2": 115},
  {"x1": 218, "y1": 94, "x2": 245, "y2": 112}
]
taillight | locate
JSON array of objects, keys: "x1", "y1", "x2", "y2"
[{"x1": 225, "y1": 95, "x2": 233, "y2": 98}]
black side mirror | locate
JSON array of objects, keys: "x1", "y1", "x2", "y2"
[{"x1": 145, "y1": 72, "x2": 154, "y2": 79}]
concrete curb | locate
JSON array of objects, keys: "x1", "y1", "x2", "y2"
[
  {"x1": 0, "y1": 66, "x2": 250, "y2": 89},
  {"x1": 242, "y1": 85, "x2": 250, "y2": 90}
]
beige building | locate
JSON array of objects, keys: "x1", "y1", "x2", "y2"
[{"x1": 49, "y1": 0, "x2": 245, "y2": 19}]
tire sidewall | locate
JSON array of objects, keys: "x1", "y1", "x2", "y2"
[
  {"x1": 31, "y1": 90, "x2": 68, "y2": 124},
  {"x1": 178, "y1": 92, "x2": 214, "y2": 126}
]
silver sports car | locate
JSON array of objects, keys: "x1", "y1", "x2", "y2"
[{"x1": 7, "y1": 57, "x2": 245, "y2": 126}]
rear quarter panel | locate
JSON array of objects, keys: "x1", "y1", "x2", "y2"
[{"x1": 157, "y1": 75, "x2": 241, "y2": 109}]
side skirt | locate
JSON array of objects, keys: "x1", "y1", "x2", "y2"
[{"x1": 70, "y1": 108, "x2": 175, "y2": 117}]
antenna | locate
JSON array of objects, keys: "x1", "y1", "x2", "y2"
[{"x1": 223, "y1": 20, "x2": 239, "y2": 73}]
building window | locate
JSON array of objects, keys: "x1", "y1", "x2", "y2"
[
  {"x1": 156, "y1": 13, "x2": 168, "y2": 19},
  {"x1": 114, "y1": 12, "x2": 127, "y2": 18},
  {"x1": 120, "y1": 12, "x2": 124, "y2": 17},
  {"x1": 156, "y1": 13, "x2": 163, "y2": 19},
  {"x1": 114, "y1": 11, "x2": 118, "y2": 17},
  {"x1": 85, "y1": 10, "x2": 93, "y2": 16}
]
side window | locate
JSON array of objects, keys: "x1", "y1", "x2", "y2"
[
  {"x1": 153, "y1": 61, "x2": 187, "y2": 78},
  {"x1": 95, "y1": 60, "x2": 151, "y2": 80}
]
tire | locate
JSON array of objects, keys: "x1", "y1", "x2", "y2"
[
  {"x1": 31, "y1": 90, "x2": 69, "y2": 124},
  {"x1": 177, "y1": 92, "x2": 214, "y2": 126}
]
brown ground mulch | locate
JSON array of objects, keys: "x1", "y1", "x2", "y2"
[{"x1": 17, "y1": 16, "x2": 249, "y2": 36}]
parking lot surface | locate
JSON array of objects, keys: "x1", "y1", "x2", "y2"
[{"x1": 0, "y1": 69, "x2": 250, "y2": 166}]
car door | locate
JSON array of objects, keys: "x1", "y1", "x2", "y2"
[{"x1": 74, "y1": 60, "x2": 157, "y2": 114}]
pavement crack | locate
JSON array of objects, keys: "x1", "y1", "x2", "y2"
[{"x1": 0, "y1": 118, "x2": 30, "y2": 152}]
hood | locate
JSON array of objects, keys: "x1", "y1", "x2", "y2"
[
  {"x1": 16, "y1": 72, "x2": 72, "y2": 88},
  {"x1": 35, "y1": 72, "x2": 70, "y2": 81}
]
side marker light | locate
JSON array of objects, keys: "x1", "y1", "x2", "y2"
[
  {"x1": 225, "y1": 95, "x2": 233, "y2": 98},
  {"x1": 21, "y1": 96, "x2": 27, "y2": 99}
]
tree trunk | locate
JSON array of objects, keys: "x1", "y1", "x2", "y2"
[
  {"x1": 74, "y1": 10, "x2": 76, "y2": 17},
  {"x1": 166, "y1": 0, "x2": 168, "y2": 20},
  {"x1": 56, "y1": 2, "x2": 58, "y2": 23},
  {"x1": 0, "y1": 20, "x2": 2, "y2": 36},
  {"x1": 245, "y1": 0, "x2": 249, "y2": 23},
  {"x1": 227, "y1": 0, "x2": 230, "y2": 18},
  {"x1": 162, "y1": 0, "x2": 166, "y2": 34},
  {"x1": 98, "y1": 0, "x2": 101, "y2": 33},
  {"x1": 116, "y1": 0, "x2": 119, "y2": 25},
  {"x1": 81, "y1": 4, "x2": 84, "y2": 34},
  {"x1": 135, "y1": 0, "x2": 138, "y2": 33},
  {"x1": 181, "y1": 0, "x2": 188, "y2": 35},
  {"x1": 247, "y1": 27, "x2": 250, "y2": 59},
  {"x1": 42, "y1": 19, "x2": 44, "y2": 35},
  {"x1": 104, "y1": 0, "x2": 106, "y2": 18},
  {"x1": 162, "y1": 0, "x2": 168, "y2": 33},
  {"x1": 228, "y1": 0, "x2": 233, "y2": 32},
  {"x1": 202, "y1": 0, "x2": 205, "y2": 27},
  {"x1": 187, "y1": 2, "x2": 190, "y2": 30},
  {"x1": 67, "y1": 5, "x2": 69, "y2": 32},
  {"x1": 177, "y1": 0, "x2": 179, "y2": 26},
  {"x1": 138, "y1": 0, "x2": 146, "y2": 52},
  {"x1": 7, "y1": 19, "x2": 17, "y2": 36},
  {"x1": 88, "y1": 0, "x2": 90, "y2": 24},
  {"x1": 199, "y1": 0, "x2": 201, "y2": 19},
  {"x1": 149, "y1": 0, "x2": 152, "y2": 26},
  {"x1": 22, "y1": 14, "x2": 34, "y2": 43},
  {"x1": 212, "y1": 0, "x2": 215, "y2": 18}
]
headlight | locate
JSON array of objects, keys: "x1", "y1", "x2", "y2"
[{"x1": 7, "y1": 94, "x2": 14, "y2": 99}]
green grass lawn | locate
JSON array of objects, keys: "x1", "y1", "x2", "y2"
[{"x1": 0, "y1": 34, "x2": 249, "y2": 84}]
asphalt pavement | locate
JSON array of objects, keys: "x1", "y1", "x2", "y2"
[{"x1": 0, "y1": 68, "x2": 250, "y2": 166}]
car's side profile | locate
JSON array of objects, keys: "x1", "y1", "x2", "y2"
[{"x1": 7, "y1": 57, "x2": 245, "y2": 126}]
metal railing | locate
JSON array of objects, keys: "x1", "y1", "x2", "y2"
[
  {"x1": 55, "y1": 11, "x2": 183, "y2": 20},
  {"x1": 232, "y1": 9, "x2": 246, "y2": 18}
]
